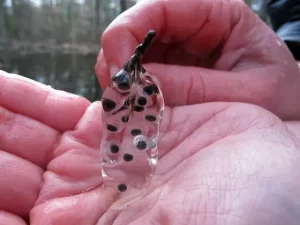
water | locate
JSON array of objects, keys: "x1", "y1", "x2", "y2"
[{"x1": 0, "y1": 52, "x2": 102, "y2": 101}]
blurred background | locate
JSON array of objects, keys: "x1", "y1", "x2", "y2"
[{"x1": 0, "y1": 0, "x2": 266, "y2": 101}]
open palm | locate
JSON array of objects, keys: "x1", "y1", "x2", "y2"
[
  {"x1": 1, "y1": 70, "x2": 300, "y2": 225},
  {"x1": 95, "y1": 103, "x2": 300, "y2": 225}
]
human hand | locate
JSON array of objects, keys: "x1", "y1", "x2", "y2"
[
  {"x1": 96, "y1": 0, "x2": 300, "y2": 120},
  {"x1": 95, "y1": 103, "x2": 300, "y2": 225},
  {"x1": 2, "y1": 70, "x2": 299, "y2": 225},
  {"x1": 2, "y1": 0, "x2": 300, "y2": 224},
  {"x1": 0, "y1": 70, "x2": 91, "y2": 224}
]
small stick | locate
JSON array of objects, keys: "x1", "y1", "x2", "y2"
[{"x1": 124, "y1": 30, "x2": 156, "y2": 73}]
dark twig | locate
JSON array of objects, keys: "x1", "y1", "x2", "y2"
[{"x1": 123, "y1": 30, "x2": 156, "y2": 73}]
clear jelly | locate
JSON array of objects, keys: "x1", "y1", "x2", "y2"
[{"x1": 100, "y1": 69, "x2": 164, "y2": 192}]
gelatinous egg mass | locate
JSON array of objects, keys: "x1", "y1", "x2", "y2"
[{"x1": 100, "y1": 71, "x2": 165, "y2": 192}]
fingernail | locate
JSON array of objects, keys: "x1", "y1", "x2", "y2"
[{"x1": 109, "y1": 64, "x2": 120, "y2": 78}]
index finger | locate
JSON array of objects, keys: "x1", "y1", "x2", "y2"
[
  {"x1": 0, "y1": 70, "x2": 90, "y2": 132},
  {"x1": 99, "y1": 0, "x2": 243, "y2": 72}
]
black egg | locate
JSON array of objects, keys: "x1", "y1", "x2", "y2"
[
  {"x1": 145, "y1": 115, "x2": 156, "y2": 122},
  {"x1": 118, "y1": 184, "x2": 127, "y2": 192},
  {"x1": 136, "y1": 140, "x2": 147, "y2": 150},
  {"x1": 112, "y1": 69, "x2": 132, "y2": 91},
  {"x1": 137, "y1": 96, "x2": 147, "y2": 106},
  {"x1": 121, "y1": 115, "x2": 129, "y2": 123},
  {"x1": 123, "y1": 153, "x2": 133, "y2": 162},
  {"x1": 110, "y1": 144, "x2": 119, "y2": 153},
  {"x1": 102, "y1": 98, "x2": 116, "y2": 112},
  {"x1": 131, "y1": 129, "x2": 142, "y2": 136},
  {"x1": 106, "y1": 124, "x2": 118, "y2": 132}
]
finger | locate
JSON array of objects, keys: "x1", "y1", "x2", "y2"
[
  {"x1": 73, "y1": 101, "x2": 104, "y2": 148},
  {"x1": 0, "y1": 151, "x2": 43, "y2": 217},
  {"x1": 31, "y1": 187, "x2": 116, "y2": 225},
  {"x1": 35, "y1": 102, "x2": 104, "y2": 205},
  {"x1": 0, "y1": 211, "x2": 27, "y2": 225},
  {"x1": 139, "y1": 63, "x2": 299, "y2": 120},
  {"x1": 0, "y1": 106, "x2": 59, "y2": 168},
  {"x1": 32, "y1": 102, "x2": 117, "y2": 224},
  {"x1": 0, "y1": 70, "x2": 90, "y2": 132},
  {"x1": 98, "y1": 0, "x2": 245, "y2": 81}
]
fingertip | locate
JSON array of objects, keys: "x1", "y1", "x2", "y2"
[
  {"x1": 100, "y1": 0, "x2": 164, "y2": 69},
  {"x1": 101, "y1": 25, "x2": 138, "y2": 69},
  {"x1": 95, "y1": 49, "x2": 111, "y2": 90},
  {"x1": 73, "y1": 101, "x2": 104, "y2": 148},
  {"x1": 47, "y1": 90, "x2": 91, "y2": 131}
]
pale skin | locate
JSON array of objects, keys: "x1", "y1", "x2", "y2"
[{"x1": 1, "y1": 0, "x2": 300, "y2": 224}]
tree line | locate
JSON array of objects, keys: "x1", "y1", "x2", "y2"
[
  {"x1": 0, "y1": 0, "x2": 258, "y2": 48},
  {"x1": 0, "y1": 0, "x2": 135, "y2": 45}
]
